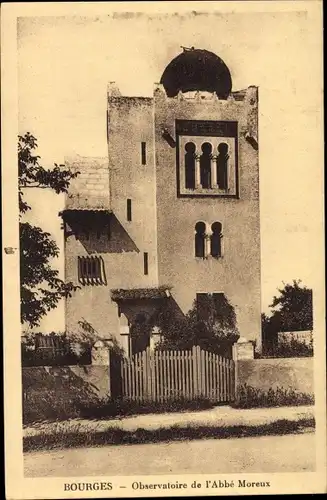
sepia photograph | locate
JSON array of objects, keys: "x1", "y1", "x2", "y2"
[{"x1": 2, "y1": 1, "x2": 325, "y2": 498}]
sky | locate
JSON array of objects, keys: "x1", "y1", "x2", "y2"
[{"x1": 16, "y1": 8, "x2": 323, "y2": 332}]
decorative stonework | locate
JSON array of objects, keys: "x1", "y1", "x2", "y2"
[
  {"x1": 177, "y1": 134, "x2": 237, "y2": 197},
  {"x1": 232, "y1": 338, "x2": 255, "y2": 361}
]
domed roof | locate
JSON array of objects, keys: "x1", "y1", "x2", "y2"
[{"x1": 160, "y1": 48, "x2": 232, "y2": 99}]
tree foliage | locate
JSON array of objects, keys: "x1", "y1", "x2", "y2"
[
  {"x1": 262, "y1": 280, "x2": 313, "y2": 351},
  {"x1": 269, "y1": 279, "x2": 313, "y2": 332},
  {"x1": 19, "y1": 132, "x2": 80, "y2": 327},
  {"x1": 152, "y1": 294, "x2": 239, "y2": 356}
]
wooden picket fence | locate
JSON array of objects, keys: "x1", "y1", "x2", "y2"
[{"x1": 120, "y1": 346, "x2": 235, "y2": 403}]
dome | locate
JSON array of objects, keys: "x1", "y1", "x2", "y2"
[{"x1": 160, "y1": 48, "x2": 232, "y2": 99}]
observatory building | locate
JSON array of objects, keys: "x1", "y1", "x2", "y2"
[{"x1": 62, "y1": 48, "x2": 261, "y2": 355}]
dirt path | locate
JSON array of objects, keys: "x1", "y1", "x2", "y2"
[{"x1": 24, "y1": 432, "x2": 315, "y2": 477}]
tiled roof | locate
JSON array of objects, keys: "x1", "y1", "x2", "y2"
[
  {"x1": 59, "y1": 208, "x2": 112, "y2": 216},
  {"x1": 111, "y1": 287, "x2": 171, "y2": 301}
]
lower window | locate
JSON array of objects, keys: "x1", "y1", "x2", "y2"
[{"x1": 78, "y1": 256, "x2": 106, "y2": 285}]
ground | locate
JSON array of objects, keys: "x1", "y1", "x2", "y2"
[
  {"x1": 24, "y1": 404, "x2": 314, "y2": 436},
  {"x1": 24, "y1": 432, "x2": 315, "y2": 477}
]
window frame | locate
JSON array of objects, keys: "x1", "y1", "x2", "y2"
[
  {"x1": 210, "y1": 221, "x2": 223, "y2": 258},
  {"x1": 127, "y1": 198, "x2": 132, "y2": 222},
  {"x1": 78, "y1": 256, "x2": 106, "y2": 285},
  {"x1": 143, "y1": 252, "x2": 149, "y2": 275},
  {"x1": 141, "y1": 142, "x2": 147, "y2": 165},
  {"x1": 195, "y1": 221, "x2": 206, "y2": 259},
  {"x1": 175, "y1": 119, "x2": 239, "y2": 199}
]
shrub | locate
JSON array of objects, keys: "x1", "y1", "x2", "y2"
[
  {"x1": 22, "y1": 366, "x2": 103, "y2": 424},
  {"x1": 77, "y1": 397, "x2": 215, "y2": 420},
  {"x1": 260, "y1": 335, "x2": 313, "y2": 358},
  {"x1": 21, "y1": 331, "x2": 92, "y2": 367},
  {"x1": 21, "y1": 320, "x2": 124, "y2": 367},
  {"x1": 233, "y1": 384, "x2": 314, "y2": 408},
  {"x1": 23, "y1": 391, "x2": 216, "y2": 424},
  {"x1": 153, "y1": 295, "x2": 239, "y2": 357}
]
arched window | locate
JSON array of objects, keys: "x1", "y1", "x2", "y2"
[
  {"x1": 200, "y1": 142, "x2": 212, "y2": 188},
  {"x1": 211, "y1": 222, "x2": 223, "y2": 258},
  {"x1": 195, "y1": 221, "x2": 206, "y2": 258},
  {"x1": 217, "y1": 143, "x2": 229, "y2": 190},
  {"x1": 184, "y1": 142, "x2": 196, "y2": 189}
]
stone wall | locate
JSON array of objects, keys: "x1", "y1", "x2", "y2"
[
  {"x1": 64, "y1": 156, "x2": 110, "y2": 210},
  {"x1": 22, "y1": 364, "x2": 110, "y2": 422},
  {"x1": 278, "y1": 330, "x2": 313, "y2": 347},
  {"x1": 236, "y1": 357, "x2": 314, "y2": 395}
]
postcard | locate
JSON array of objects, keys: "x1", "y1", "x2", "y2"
[{"x1": 2, "y1": 1, "x2": 325, "y2": 498}]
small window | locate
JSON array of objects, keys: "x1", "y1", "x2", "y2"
[
  {"x1": 200, "y1": 142, "x2": 212, "y2": 189},
  {"x1": 184, "y1": 142, "x2": 196, "y2": 189},
  {"x1": 127, "y1": 199, "x2": 132, "y2": 221},
  {"x1": 141, "y1": 142, "x2": 146, "y2": 165},
  {"x1": 143, "y1": 252, "x2": 148, "y2": 275},
  {"x1": 78, "y1": 256, "x2": 105, "y2": 285},
  {"x1": 195, "y1": 221, "x2": 206, "y2": 258},
  {"x1": 217, "y1": 143, "x2": 229, "y2": 190},
  {"x1": 211, "y1": 222, "x2": 223, "y2": 258}
]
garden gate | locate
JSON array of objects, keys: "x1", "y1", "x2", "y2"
[{"x1": 119, "y1": 345, "x2": 235, "y2": 403}]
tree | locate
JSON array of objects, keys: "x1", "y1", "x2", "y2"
[
  {"x1": 261, "y1": 279, "x2": 313, "y2": 354},
  {"x1": 19, "y1": 132, "x2": 79, "y2": 327},
  {"x1": 268, "y1": 279, "x2": 313, "y2": 332},
  {"x1": 154, "y1": 294, "x2": 239, "y2": 356}
]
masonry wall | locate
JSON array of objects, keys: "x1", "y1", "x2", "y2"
[
  {"x1": 107, "y1": 95, "x2": 158, "y2": 286},
  {"x1": 236, "y1": 357, "x2": 314, "y2": 395},
  {"x1": 64, "y1": 95, "x2": 158, "y2": 345},
  {"x1": 154, "y1": 87, "x2": 261, "y2": 347},
  {"x1": 278, "y1": 330, "x2": 313, "y2": 347},
  {"x1": 23, "y1": 365, "x2": 110, "y2": 423},
  {"x1": 65, "y1": 156, "x2": 110, "y2": 210}
]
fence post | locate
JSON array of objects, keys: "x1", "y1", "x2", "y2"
[
  {"x1": 192, "y1": 346, "x2": 197, "y2": 398},
  {"x1": 91, "y1": 339, "x2": 113, "y2": 399},
  {"x1": 192, "y1": 345, "x2": 202, "y2": 398},
  {"x1": 232, "y1": 337, "x2": 254, "y2": 403},
  {"x1": 147, "y1": 347, "x2": 153, "y2": 401}
]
